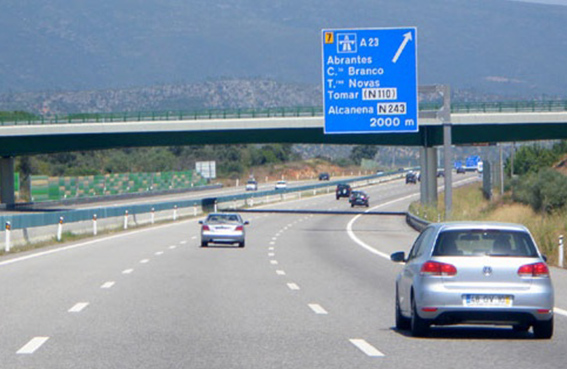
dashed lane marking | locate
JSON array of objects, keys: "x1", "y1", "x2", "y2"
[
  {"x1": 349, "y1": 339, "x2": 385, "y2": 357},
  {"x1": 308, "y1": 303, "x2": 328, "y2": 315},
  {"x1": 68, "y1": 302, "x2": 89, "y2": 313},
  {"x1": 287, "y1": 283, "x2": 300, "y2": 290},
  {"x1": 101, "y1": 281, "x2": 115, "y2": 289},
  {"x1": 17, "y1": 337, "x2": 49, "y2": 354}
]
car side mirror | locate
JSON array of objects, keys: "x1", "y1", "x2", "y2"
[
  {"x1": 390, "y1": 251, "x2": 406, "y2": 263},
  {"x1": 244, "y1": 221, "x2": 250, "y2": 225},
  {"x1": 198, "y1": 220, "x2": 203, "y2": 224},
  {"x1": 542, "y1": 254, "x2": 547, "y2": 262}
]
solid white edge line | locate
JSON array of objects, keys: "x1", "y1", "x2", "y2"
[
  {"x1": 68, "y1": 302, "x2": 89, "y2": 313},
  {"x1": 308, "y1": 303, "x2": 328, "y2": 315},
  {"x1": 17, "y1": 337, "x2": 49, "y2": 354},
  {"x1": 349, "y1": 339, "x2": 385, "y2": 357},
  {"x1": 554, "y1": 307, "x2": 567, "y2": 317},
  {"x1": 346, "y1": 193, "x2": 418, "y2": 261}
]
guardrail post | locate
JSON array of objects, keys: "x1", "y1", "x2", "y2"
[
  {"x1": 214, "y1": 201, "x2": 218, "y2": 213},
  {"x1": 151, "y1": 208, "x2": 155, "y2": 224},
  {"x1": 173, "y1": 205, "x2": 178, "y2": 221},
  {"x1": 559, "y1": 235, "x2": 564, "y2": 268},
  {"x1": 193, "y1": 206, "x2": 197, "y2": 217},
  {"x1": 5, "y1": 221, "x2": 11, "y2": 252},
  {"x1": 124, "y1": 211, "x2": 129, "y2": 230},
  {"x1": 93, "y1": 214, "x2": 98, "y2": 236},
  {"x1": 57, "y1": 217, "x2": 64, "y2": 241}
]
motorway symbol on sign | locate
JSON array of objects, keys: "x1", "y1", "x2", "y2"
[{"x1": 322, "y1": 27, "x2": 418, "y2": 134}]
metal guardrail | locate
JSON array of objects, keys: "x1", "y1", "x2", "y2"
[{"x1": 2, "y1": 101, "x2": 567, "y2": 125}]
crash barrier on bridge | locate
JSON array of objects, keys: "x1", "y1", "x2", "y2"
[
  {"x1": 2, "y1": 100, "x2": 567, "y2": 125},
  {"x1": 29, "y1": 170, "x2": 206, "y2": 202},
  {"x1": 0, "y1": 171, "x2": 405, "y2": 252}
]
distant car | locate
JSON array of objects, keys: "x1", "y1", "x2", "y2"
[
  {"x1": 199, "y1": 213, "x2": 249, "y2": 248},
  {"x1": 335, "y1": 183, "x2": 351, "y2": 200},
  {"x1": 245, "y1": 179, "x2": 258, "y2": 191},
  {"x1": 318, "y1": 172, "x2": 330, "y2": 181},
  {"x1": 390, "y1": 222, "x2": 554, "y2": 338},
  {"x1": 456, "y1": 166, "x2": 466, "y2": 174},
  {"x1": 275, "y1": 180, "x2": 287, "y2": 190},
  {"x1": 349, "y1": 190, "x2": 369, "y2": 207},
  {"x1": 406, "y1": 171, "x2": 418, "y2": 184},
  {"x1": 437, "y1": 169, "x2": 445, "y2": 177}
]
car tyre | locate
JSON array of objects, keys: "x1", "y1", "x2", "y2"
[
  {"x1": 411, "y1": 296, "x2": 429, "y2": 337},
  {"x1": 395, "y1": 290, "x2": 411, "y2": 330},
  {"x1": 238, "y1": 241, "x2": 245, "y2": 248},
  {"x1": 201, "y1": 240, "x2": 208, "y2": 247},
  {"x1": 533, "y1": 318, "x2": 553, "y2": 339}
]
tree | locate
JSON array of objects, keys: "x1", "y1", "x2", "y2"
[{"x1": 349, "y1": 145, "x2": 378, "y2": 165}]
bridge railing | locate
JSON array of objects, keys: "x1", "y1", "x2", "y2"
[{"x1": 2, "y1": 101, "x2": 567, "y2": 126}]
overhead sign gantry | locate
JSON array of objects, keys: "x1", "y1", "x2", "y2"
[{"x1": 321, "y1": 27, "x2": 418, "y2": 134}]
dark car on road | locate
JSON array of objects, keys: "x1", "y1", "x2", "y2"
[
  {"x1": 406, "y1": 171, "x2": 418, "y2": 184},
  {"x1": 319, "y1": 172, "x2": 330, "y2": 180},
  {"x1": 349, "y1": 190, "x2": 369, "y2": 207},
  {"x1": 456, "y1": 166, "x2": 466, "y2": 174},
  {"x1": 335, "y1": 183, "x2": 351, "y2": 200}
]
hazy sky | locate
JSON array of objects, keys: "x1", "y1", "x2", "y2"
[{"x1": 512, "y1": 0, "x2": 567, "y2": 5}]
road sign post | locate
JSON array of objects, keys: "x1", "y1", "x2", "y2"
[{"x1": 322, "y1": 27, "x2": 418, "y2": 134}]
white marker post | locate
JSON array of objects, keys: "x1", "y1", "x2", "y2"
[
  {"x1": 559, "y1": 235, "x2": 564, "y2": 268},
  {"x1": 57, "y1": 217, "x2": 63, "y2": 241},
  {"x1": 173, "y1": 205, "x2": 178, "y2": 221},
  {"x1": 124, "y1": 210, "x2": 128, "y2": 230},
  {"x1": 5, "y1": 221, "x2": 11, "y2": 252},
  {"x1": 151, "y1": 208, "x2": 155, "y2": 224},
  {"x1": 93, "y1": 214, "x2": 98, "y2": 236}
]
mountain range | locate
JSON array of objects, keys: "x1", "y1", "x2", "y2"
[{"x1": 1, "y1": 0, "x2": 567, "y2": 101}]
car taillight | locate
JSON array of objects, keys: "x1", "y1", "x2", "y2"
[
  {"x1": 420, "y1": 261, "x2": 457, "y2": 276},
  {"x1": 235, "y1": 225, "x2": 244, "y2": 231},
  {"x1": 202, "y1": 225, "x2": 210, "y2": 231},
  {"x1": 517, "y1": 262, "x2": 549, "y2": 277}
]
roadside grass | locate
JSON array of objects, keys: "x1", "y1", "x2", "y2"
[{"x1": 411, "y1": 182, "x2": 566, "y2": 266}]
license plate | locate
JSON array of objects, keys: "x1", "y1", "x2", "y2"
[{"x1": 463, "y1": 294, "x2": 513, "y2": 307}]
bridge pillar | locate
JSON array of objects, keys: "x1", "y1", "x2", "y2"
[
  {"x1": 1, "y1": 156, "x2": 16, "y2": 209},
  {"x1": 419, "y1": 147, "x2": 438, "y2": 205}
]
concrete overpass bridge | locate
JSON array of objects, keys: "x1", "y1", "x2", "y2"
[{"x1": 2, "y1": 100, "x2": 567, "y2": 209}]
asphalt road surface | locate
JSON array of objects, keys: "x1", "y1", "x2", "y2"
[{"x1": 1, "y1": 176, "x2": 566, "y2": 369}]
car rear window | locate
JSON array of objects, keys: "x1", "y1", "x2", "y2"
[
  {"x1": 432, "y1": 230, "x2": 539, "y2": 257},
  {"x1": 207, "y1": 214, "x2": 241, "y2": 224}
]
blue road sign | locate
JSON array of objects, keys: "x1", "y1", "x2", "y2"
[{"x1": 322, "y1": 27, "x2": 418, "y2": 134}]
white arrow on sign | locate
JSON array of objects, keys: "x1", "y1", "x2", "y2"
[{"x1": 392, "y1": 32, "x2": 413, "y2": 64}]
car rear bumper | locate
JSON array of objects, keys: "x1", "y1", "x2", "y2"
[
  {"x1": 201, "y1": 232, "x2": 244, "y2": 244},
  {"x1": 415, "y1": 288, "x2": 554, "y2": 324}
]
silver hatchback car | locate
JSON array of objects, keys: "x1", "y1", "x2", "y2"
[{"x1": 391, "y1": 222, "x2": 554, "y2": 338}]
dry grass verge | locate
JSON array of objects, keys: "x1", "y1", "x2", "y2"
[{"x1": 411, "y1": 182, "x2": 566, "y2": 266}]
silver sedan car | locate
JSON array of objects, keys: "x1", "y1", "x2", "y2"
[
  {"x1": 199, "y1": 213, "x2": 248, "y2": 248},
  {"x1": 391, "y1": 222, "x2": 554, "y2": 338}
]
